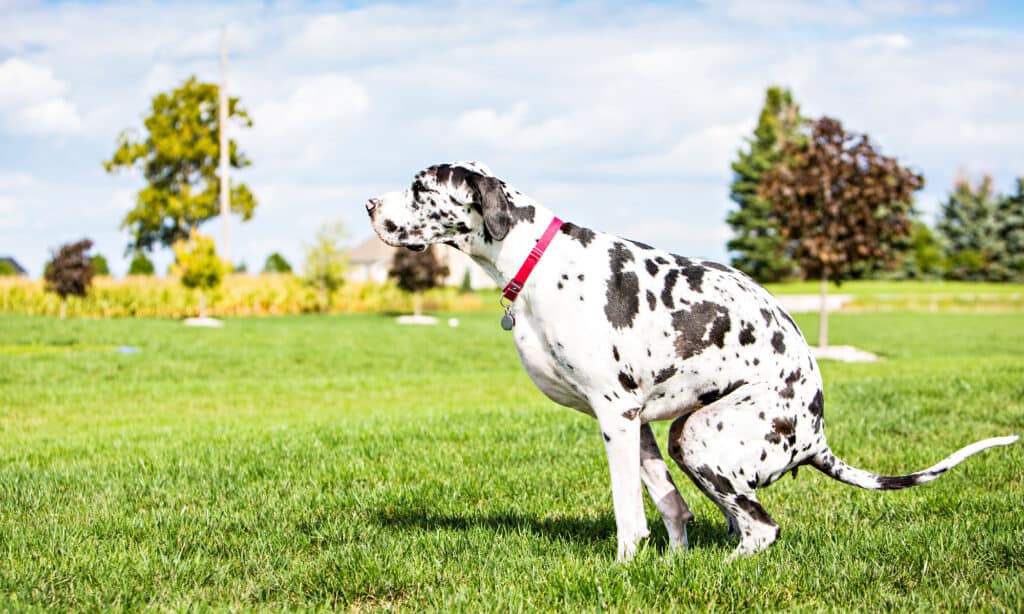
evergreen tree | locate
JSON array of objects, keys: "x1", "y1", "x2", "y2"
[
  {"x1": 726, "y1": 86, "x2": 803, "y2": 282},
  {"x1": 90, "y1": 253, "x2": 110, "y2": 276},
  {"x1": 262, "y1": 252, "x2": 293, "y2": 274},
  {"x1": 936, "y1": 175, "x2": 1005, "y2": 281},
  {"x1": 994, "y1": 178, "x2": 1024, "y2": 280},
  {"x1": 128, "y1": 252, "x2": 155, "y2": 275}
]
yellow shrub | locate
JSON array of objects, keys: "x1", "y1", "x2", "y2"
[{"x1": 0, "y1": 275, "x2": 487, "y2": 318}]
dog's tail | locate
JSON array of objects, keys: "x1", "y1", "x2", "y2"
[{"x1": 810, "y1": 435, "x2": 1018, "y2": 490}]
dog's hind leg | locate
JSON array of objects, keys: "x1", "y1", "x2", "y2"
[
  {"x1": 666, "y1": 385, "x2": 792, "y2": 557},
  {"x1": 640, "y1": 423, "x2": 694, "y2": 549}
]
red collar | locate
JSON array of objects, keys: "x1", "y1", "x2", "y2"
[{"x1": 501, "y1": 216, "x2": 563, "y2": 302}]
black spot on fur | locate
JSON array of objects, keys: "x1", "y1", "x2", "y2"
[
  {"x1": 605, "y1": 243, "x2": 640, "y2": 329},
  {"x1": 697, "y1": 379, "x2": 747, "y2": 406},
  {"x1": 680, "y1": 264, "x2": 705, "y2": 292},
  {"x1": 702, "y1": 261, "x2": 731, "y2": 273},
  {"x1": 877, "y1": 474, "x2": 924, "y2": 490},
  {"x1": 779, "y1": 369, "x2": 801, "y2": 399},
  {"x1": 560, "y1": 222, "x2": 596, "y2": 247},
  {"x1": 760, "y1": 308, "x2": 774, "y2": 327},
  {"x1": 735, "y1": 494, "x2": 775, "y2": 527},
  {"x1": 646, "y1": 290, "x2": 657, "y2": 311},
  {"x1": 695, "y1": 464, "x2": 735, "y2": 495},
  {"x1": 760, "y1": 449, "x2": 767, "y2": 461},
  {"x1": 627, "y1": 238, "x2": 654, "y2": 250},
  {"x1": 653, "y1": 366, "x2": 677, "y2": 384},
  {"x1": 645, "y1": 259, "x2": 659, "y2": 276},
  {"x1": 764, "y1": 431, "x2": 781, "y2": 445},
  {"x1": 621, "y1": 407, "x2": 640, "y2": 420},
  {"x1": 771, "y1": 416, "x2": 797, "y2": 446},
  {"x1": 777, "y1": 308, "x2": 801, "y2": 335},
  {"x1": 771, "y1": 331, "x2": 786, "y2": 354},
  {"x1": 618, "y1": 371, "x2": 639, "y2": 391},
  {"x1": 808, "y1": 389, "x2": 824, "y2": 432},
  {"x1": 612, "y1": 346, "x2": 620, "y2": 362},
  {"x1": 738, "y1": 321, "x2": 756, "y2": 345},
  {"x1": 661, "y1": 269, "x2": 679, "y2": 309},
  {"x1": 603, "y1": 432, "x2": 611, "y2": 442},
  {"x1": 671, "y1": 301, "x2": 732, "y2": 360},
  {"x1": 383, "y1": 220, "x2": 398, "y2": 233}
]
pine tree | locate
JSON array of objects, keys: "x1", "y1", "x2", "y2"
[
  {"x1": 994, "y1": 178, "x2": 1024, "y2": 280},
  {"x1": 726, "y1": 86, "x2": 802, "y2": 282},
  {"x1": 936, "y1": 175, "x2": 1005, "y2": 281}
]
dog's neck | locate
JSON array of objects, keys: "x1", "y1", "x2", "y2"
[{"x1": 460, "y1": 203, "x2": 562, "y2": 297}]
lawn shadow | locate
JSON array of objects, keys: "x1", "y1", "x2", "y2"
[
  {"x1": 374, "y1": 508, "x2": 616, "y2": 546},
  {"x1": 372, "y1": 507, "x2": 735, "y2": 552}
]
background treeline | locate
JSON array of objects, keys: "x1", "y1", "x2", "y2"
[{"x1": 728, "y1": 86, "x2": 1024, "y2": 284}]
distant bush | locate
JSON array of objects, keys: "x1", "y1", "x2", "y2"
[
  {"x1": 262, "y1": 252, "x2": 293, "y2": 274},
  {"x1": 128, "y1": 252, "x2": 155, "y2": 275},
  {"x1": 0, "y1": 261, "x2": 18, "y2": 276},
  {"x1": 0, "y1": 274, "x2": 486, "y2": 318},
  {"x1": 90, "y1": 254, "x2": 111, "y2": 276}
]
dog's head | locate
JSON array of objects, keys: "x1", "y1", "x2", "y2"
[{"x1": 366, "y1": 161, "x2": 514, "y2": 252}]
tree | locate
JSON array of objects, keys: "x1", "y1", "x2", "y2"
[
  {"x1": 389, "y1": 246, "x2": 450, "y2": 317},
  {"x1": 262, "y1": 252, "x2": 293, "y2": 274},
  {"x1": 44, "y1": 239, "x2": 96, "y2": 318},
  {"x1": 302, "y1": 221, "x2": 350, "y2": 311},
  {"x1": 0, "y1": 261, "x2": 18, "y2": 276},
  {"x1": 936, "y1": 175, "x2": 1006, "y2": 281},
  {"x1": 726, "y1": 86, "x2": 803, "y2": 282},
  {"x1": 171, "y1": 230, "x2": 228, "y2": 318},
  {"x1": 90, "y1": 253, "x2": 110, "y2": 276},
  {"x1": 104, "y1": 76, "x2": 257, "y2": 254},
  {"x1": 128, "y1": 252, "x2": 155, "y2": 276},
  {"x1": 994, "y1": 178, "x2": 1024, "y2": 279},
  {"x1": 761, "y1": 117, "x2": 924, "y2": 347},
  {"x1": 894, "y1": 220, "x2": 945, "y2": 280}
]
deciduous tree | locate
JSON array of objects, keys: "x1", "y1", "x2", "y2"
[
  {"x1": 171, "y1": 230, "x2": 228, "y2": 318},
  {"x1": 302, "y1": 221, "x2": 350, "y2": 311},
  {"x1": 104, "y1": 76, "x2": 257, "y2": 253},
  {"x1": 389, "y1": 246, "x2": 450, "y2": 317},
  {"x1": 262, "y1": 252, "x2": 293, "y2": 274},
  {"x1": 761, "y1": 117, "x2": 924, "y2": 347},
  {"x1": 44, "y1": 239, "x2": 96, "y2": 318}
]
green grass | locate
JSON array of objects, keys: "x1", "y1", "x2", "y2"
[
  {"x1": 1, "y1": 312, "x2": 1022, "y2": 611},
  {"x1": 764, "y1": 280, "x2": 1024, "y2": 312}
]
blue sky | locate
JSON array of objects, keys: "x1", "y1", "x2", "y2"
[{"x1": 2, "y1": 0, "x2": 1022, "y2": 276}]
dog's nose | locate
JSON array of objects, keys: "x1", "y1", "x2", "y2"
[{"x1": 365, "y1": 198, "x2": 381, "y2": 215}]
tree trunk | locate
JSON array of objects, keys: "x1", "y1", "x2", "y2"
[
  {"x1": 199, "y1": 290, "x2": 206, "y2": 318},
  {"x1": 413, "y1": 293, "x2": 422, "y2": 317},
  {"x1": 59, "y1": 299, "x2": 67, "y2": 320},
  {"x1": 818, "y1": 268, "x2": 829, "y2": 349}
]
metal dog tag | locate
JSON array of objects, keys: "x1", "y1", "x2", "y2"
[{"x1": 500, "y1": 312, "x2": 515, "y2": 330}]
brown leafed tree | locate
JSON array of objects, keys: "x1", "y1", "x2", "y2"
[
  {"x1": 44, "y1": 239, "x2": 96, "y2": 318},
  {"x1": 761, "y1": 117, "x2": 924, "y2": 347},
  {"x1": 389, "y1": 246, "x2": 449, "y2": 317}
]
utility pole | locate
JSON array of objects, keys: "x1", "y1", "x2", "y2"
[{"x1": 219, "y1": 26, "x2": 231, "y2": 263}]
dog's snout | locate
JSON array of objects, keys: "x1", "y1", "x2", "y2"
[{"x1": 365, "y1": 198, "x2": 381, "y2": 215}]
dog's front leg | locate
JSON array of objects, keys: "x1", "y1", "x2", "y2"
[{"x1": 597, "y1": 409, "x2": 649, "y2": 561}]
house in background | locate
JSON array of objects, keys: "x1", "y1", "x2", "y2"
[
  {"x1": 0, "y1": 256, "x2": 28, "y2": 276},
  {"x1": 347, "y1": 236, "x2": 496, "y2": 289}
]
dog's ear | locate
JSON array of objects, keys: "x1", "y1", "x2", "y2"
[{"x1": 466, "y1": 173, "x2": 510, "y2": 241}]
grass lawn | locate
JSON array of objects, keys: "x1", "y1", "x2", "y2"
[{"x1": 1, "y1": 311, "x2": 1022, "y2": 611}]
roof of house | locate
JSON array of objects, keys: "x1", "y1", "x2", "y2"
[
  {"x1": 348, "y1": 236, "x2": 397, "y2": 264},
  {"x1": 0, "y1": 256, "x2": 27, "y2": 275}
]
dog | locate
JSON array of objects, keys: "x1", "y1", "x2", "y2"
[{"x1": 366, "y1": 161, "x2": 1018, "y2": 561}]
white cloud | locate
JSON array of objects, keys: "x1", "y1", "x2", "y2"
[
  {"x1": 0, "y1": 57, "x2": 82, "y2": 135},
  {"x1": 849, "y1": 33, "x2": 913, "y2": 50},
  {"x1": 247, "y1": 73, "x2": 370, "y2": 164}
]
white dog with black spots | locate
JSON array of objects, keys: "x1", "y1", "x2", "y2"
[{"x1": 367, "y1": 161, "x2": 1018, "y2": 561}]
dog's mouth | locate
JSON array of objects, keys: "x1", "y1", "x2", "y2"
[{"x1": 405, "y1": 244, "x2": 427, "y2": 253}]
